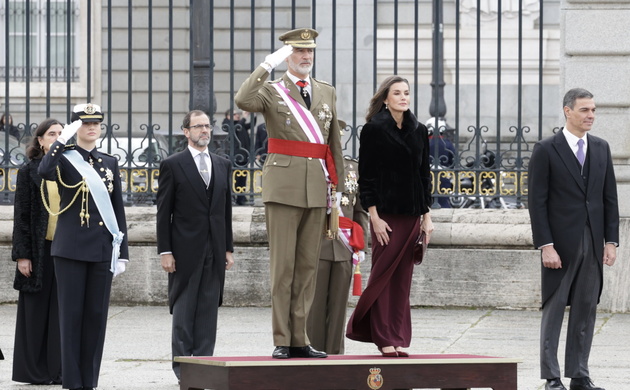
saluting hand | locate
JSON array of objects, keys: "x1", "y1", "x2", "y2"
[
  {"x1": 58, "y1": 120, "x2": 82, "y2": 144},
  {"x1": 263, "y1": 45, "x2": 293, "y2": 69}
]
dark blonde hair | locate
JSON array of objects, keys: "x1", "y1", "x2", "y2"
[
  {"x1": 27, "y1": 118, "x2": 62, "y2": 160},
  {"x1": 365, "y1": 76, "x2": 410, "y2": 122}
]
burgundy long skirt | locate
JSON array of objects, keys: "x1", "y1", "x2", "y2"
[{"x1": 346, "y1": 213, "x2": 419, "y2": 348}]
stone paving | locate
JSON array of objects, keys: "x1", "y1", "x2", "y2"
[{"x1": 1, "y1": 305, "x2": 628, "y2": 389}]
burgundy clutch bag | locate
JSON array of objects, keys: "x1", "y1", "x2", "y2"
[{"x1": 413, "y1": 231, "x2": 427, "y2": 265}]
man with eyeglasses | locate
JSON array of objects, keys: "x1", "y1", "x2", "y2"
[{"x1": 156, "y1": 110, "x2": 235, "y2": 381}]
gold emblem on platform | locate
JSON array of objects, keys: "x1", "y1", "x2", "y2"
[{"x1": 367, "y1": 367, "x2": 383, "y2": 390}]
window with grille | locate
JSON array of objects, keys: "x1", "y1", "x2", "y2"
[{"x1": 0, "y1": 0, "x2": 80, "y2": 82}]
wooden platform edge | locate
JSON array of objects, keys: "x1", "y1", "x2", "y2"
[{"x1": 174, "y1": 355, "x2": 523, "y2": 367}]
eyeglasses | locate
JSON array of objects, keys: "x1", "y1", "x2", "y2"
[{"x1": 187, "y1": 124, "x2": 212, "y2": 130}]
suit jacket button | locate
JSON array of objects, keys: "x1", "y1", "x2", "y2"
[
  {"x1": 99, "y1": 221, "x2": 104, "y2": 226},
  {"x1": 273, "y1": 162, "x2": 277, "y2": 165}
]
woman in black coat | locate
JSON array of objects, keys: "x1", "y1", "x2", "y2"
[
  {"x1": 12, "y1": 118, "x2": 63, "y2": 384},
  {"x1": 346, "y1": 76, "x2": 434, "y2": 357}
]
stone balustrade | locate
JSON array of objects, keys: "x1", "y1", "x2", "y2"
[{"x1": 1, "y1": 206, "x2": 628, "y2": 312}]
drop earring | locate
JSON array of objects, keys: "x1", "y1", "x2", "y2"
[{"x1": 385, "y1": 103, "x2": 389, "y2": 110}]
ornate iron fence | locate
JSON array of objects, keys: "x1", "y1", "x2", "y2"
[{"x1": 1, "y1": 1, "x2": 557, "y2": 207}]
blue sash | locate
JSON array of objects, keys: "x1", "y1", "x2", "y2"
[{"x1": 64, "y1": 150, "x2": 124, "y2": 273}]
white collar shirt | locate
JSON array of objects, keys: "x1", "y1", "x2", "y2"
[
  {"x1": 286, "y1": 72, "x2": 312, "y2": 97},
  {"x1": 562, "y1": 127, "x2": 588, "y2": 159}
]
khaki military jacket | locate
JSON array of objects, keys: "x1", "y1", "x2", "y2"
[
  {"x1": 319, "y1": 158, "x2": 369, "y2": 262},
  {"x1": 235, "y1": 66, "x2": 344, "y2": 208}
]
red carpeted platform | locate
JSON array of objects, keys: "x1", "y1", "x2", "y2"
[{"x1": 175, "y1": 353, "x2": 520, "y2": 390}]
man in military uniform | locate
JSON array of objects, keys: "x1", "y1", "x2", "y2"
[
  {"x1": 308, "y1": 154, "x2": 368, "y2": 355},
  {"x1": 235, "y1": 28, "x2": 344, "y2": 359}
]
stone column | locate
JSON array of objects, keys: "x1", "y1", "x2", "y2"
[{"x1": 560, "y1": 0, "x2": 630, "y2": 217}]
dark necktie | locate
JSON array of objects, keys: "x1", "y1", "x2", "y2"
[{"x1": 296, "y1": 79, "x2": 311, "y2": 109}]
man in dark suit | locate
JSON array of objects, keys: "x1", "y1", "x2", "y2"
[
  {"x1": 235, "y1": 28, "x2": 344, "y2": 359},
  {"x1": 156, "y1": 110, "x2": 234, "y2": 380},
  {"x1": 528, "y1": 88, "x2": 619, "y2": 390}
]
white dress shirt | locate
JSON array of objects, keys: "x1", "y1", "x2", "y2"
[{"x1": 188, "y1": 145, "x2": 212, "y2": 185}]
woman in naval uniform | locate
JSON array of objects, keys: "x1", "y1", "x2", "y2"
[{"x1": 38, "y1": 103, "x2": 128, "y2": 390}]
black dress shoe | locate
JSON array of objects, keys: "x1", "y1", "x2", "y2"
[
  {"x1": 546, "y1": 378, "x2": 567, "y2": 390},
  {"x1": 570, "y1": 377, "x2": 604, "y2": 390},
  {"x1": 289, "y1": 345, "x2": 328, "y2": 358},
  {"x1": 272, "y1": 346, "x2": 291, "y2": 359}
]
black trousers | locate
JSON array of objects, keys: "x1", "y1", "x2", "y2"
[
  {"x1": 13, "y1": 240, "x2": 61, "y2": 384},
  {"x1": 540, "y1": 226, "x2": 601, "y2": 379},
  {"x1": 171, "y1": 248, "x2": 221, "y2": 379},
  {"x1": 55, "y1": 257, "x2": 112, "y2": 389}
]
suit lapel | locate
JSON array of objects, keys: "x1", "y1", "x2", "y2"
[
  {"x1": 209, "y1": 154, "x2": 225, "y2": 212},
  {"x1": 585, "y1": 134, "x2": 602, "y2": 197},
  {"x1": 179, "y1": 149, "x2": 208, "y2": 204},
  {"x1": 552, "y1": 131, "x2": 586, "y2": 194}
]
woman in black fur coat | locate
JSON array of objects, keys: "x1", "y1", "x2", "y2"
[
  {"x1": 346, "y1": 76, "x2": 434, "y2": 357},
  {"x1": 12, "y1": 118, "x2": 63, "y2": 384}
]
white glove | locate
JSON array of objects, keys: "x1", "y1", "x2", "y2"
[
  {"x1": 113, "y1": 259, "x2": 129, "y2": 278},
  {"x1": 58, "y1": 120, "x2": 82, "y2": 144},
  {"x1": 261, "y1": 45, "x2": 293, "y2": 70}
]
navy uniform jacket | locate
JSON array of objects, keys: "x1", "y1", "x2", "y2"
[{"x1": 38, "y1": 141, "x2": 129, "y2": 262}]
